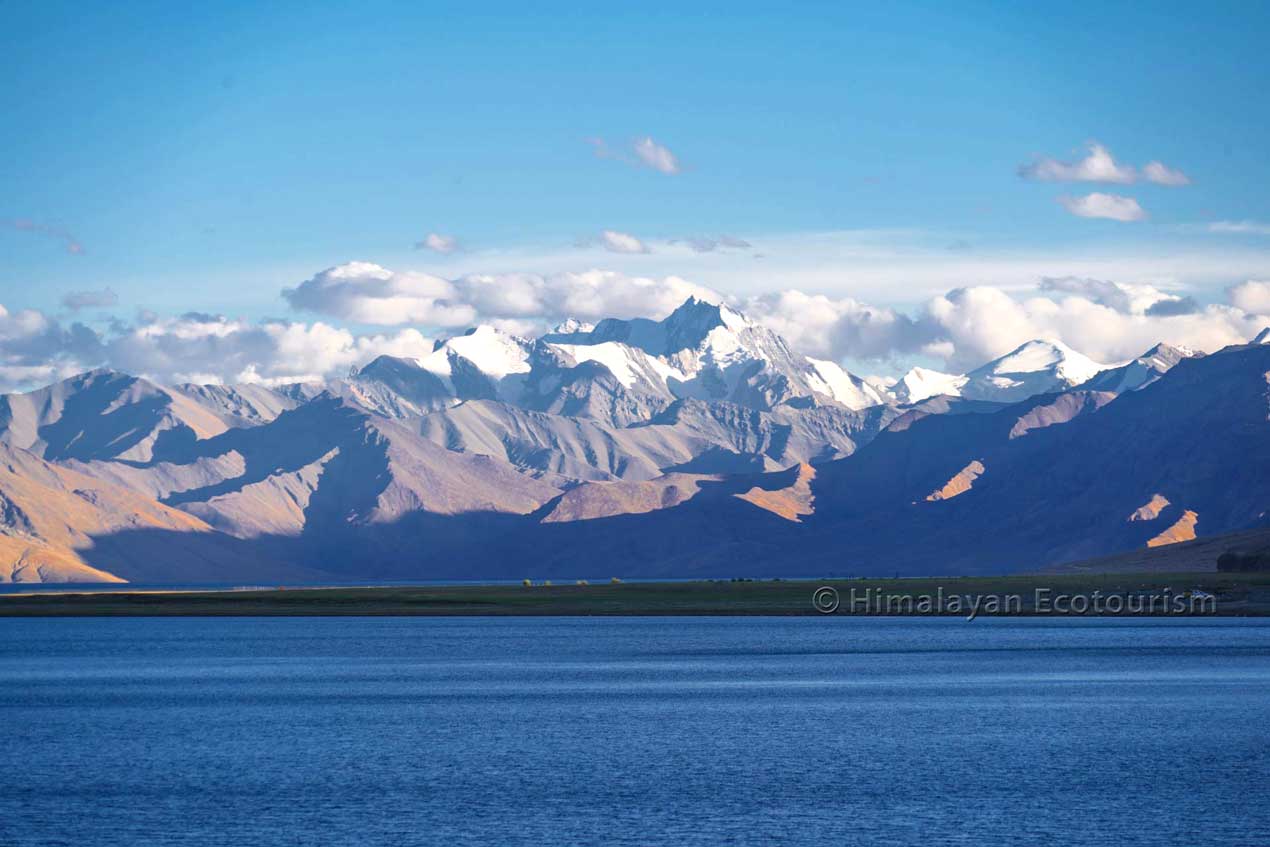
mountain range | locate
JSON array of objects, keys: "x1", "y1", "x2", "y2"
[{"x1": 2, "y1": 296, "x2": 1267, "y2": 583}]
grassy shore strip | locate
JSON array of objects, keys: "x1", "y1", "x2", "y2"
[{"x1": 2, "y1": 572, "x2": 1270, "y2": 616}]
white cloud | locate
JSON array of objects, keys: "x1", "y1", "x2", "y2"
[
  {"x1": 106, "y1": 312, "x2": 436, "y2": 387},
  {"x1": 416, "y1": 232, "x2": 458, "y2": 253},
  {"x1": 1018, "y1": 143, "x2": 1189, "y2": 189},
  {"x1": 285, "y1": 261, "x2": 721, "y2": 328},
  {"x1": 283, "y1": 262, "x2": 478, "y2": 327},
  {"x1": 8, "y1": 265, "x2": 1270, "y2": 392},
  {"x1": 1019, "y1": 143, "x2": 1137, "y2": 184},
  {"x1": 1038, "y1": 276, "x2": 1185, "y2": 314},
  {"x1": 739, "y1": 290, "x2": 932, "y2": 361},
  {"x1": 729, "y1": 278, "x2": 1269, "y2": 373},
  {"x1": 390, "y1": 227, "x2": 1270, "y2": 308},
  {"x1": 0, "y1": 304, "x2": 102, "y2": 391},
  {"x1": 1207, "y1": 221, "x2": 1270, "y2": 235},
  {"x1": 1058, "y1": 193, "x2": 1147, "y2": 222},
  {"x1": 596, "y1": 230, "x2": 651, "y2": 254},
  {"x1": 924, "y1": 287, "x2": 1039, "y2": 368},
  {"x1": 632, "y1": 137, "x2": 681, "y2": 174},
  {"x1": 1142, "y1": 161, "x2": 1190, "y2": 186},
  {"x1": 921, "y1": 285, "x2": 1260, "y2": 371},
  {"x1": 463, "y1": 269, "x2": 721, "y2": 323},
  {"x1": 1228, "y1": 281, "x2": 1270, "y2": 315}
]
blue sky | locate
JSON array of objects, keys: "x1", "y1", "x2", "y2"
[{"x1": 2, "y1": 1, "x2": 1270, "y2": 384}]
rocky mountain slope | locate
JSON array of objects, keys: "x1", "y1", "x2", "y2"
[
  {"x1": 753, "y1": 338, "x2": 1270, "y2": 574},
  {"x1": 1075, "y1": 342, "x2": 1200, "y2": 393},
  {"x1": 1, "y1": 296, "x2": 1258, "y2": 583},
  {"x1": 0, "y1": 369, "x2": 293, "y2": 463},
  {"x1": 0, "y1": 442, "x2": 301, "y2": 584},
  {"x1": 499, "y1": 340, "x2": 1270, "y2": 579}
]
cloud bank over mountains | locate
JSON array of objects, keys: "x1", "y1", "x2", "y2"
[{"x1": 4, "y1": 259, "x2": 1270, "y2": 391}]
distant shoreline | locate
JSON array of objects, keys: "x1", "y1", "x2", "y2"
[{"x1": 2, "y1": 572, "x2": 1269, "y2": 617}]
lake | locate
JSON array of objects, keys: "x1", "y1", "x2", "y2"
[{"x1": 2, "y1": 617, "x2": 1268, "y2": 846}]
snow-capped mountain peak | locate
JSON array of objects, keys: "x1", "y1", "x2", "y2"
[
  {"x1": 421, "y1": 325, "x2": 535, "y2": 382},
  {"x1": 976, "y1": 339, "x2": 1101, "y2": 382},
  {"x1": 957, "y1": 340, "x2": 1105, "y2": 402},
  {"x1": 550, "y1": 317, "x2": 596, "y2": 336},
  {"x1": 663, "y1": 295, "x2": 750, "y2": 339},
  {"x1": 889, "y1": 339, "x2": 1196, "y2": 405},
  {"x1": 578, "y1": 296, "x2": 745, "y2": 357},
  {"x1": 893, "y1": 367, "x2": 968, "y2": 404},
  {"x1": 1075, "y1": 342, "x2": 1201, "y2": 394},
  {"x1": 539, "y1": 297, "x2": 887, "y2": 411},
  {"x1": 883, "y1": 340, "x2": 1112, "y2": 405}
]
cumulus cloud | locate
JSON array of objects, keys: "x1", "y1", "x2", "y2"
[
  {"x1": 284, "y1": 261, "x2": 720, "y2": 328},
  {"x1": 732, "y1": 278, "x2": 1270, "y2": 373},
  {"x1": 1143, "y1": 160, "x2": 1190, "y2": 186},
  {"x1": 105, "y1": 313, "x2": 436, "y2": 386},
  {"x1": 1058, "y1": 193, "x2": 1147, "y2": 222},
  {"x1": 1019, "y1": 143, "x2": 1137, "y2": 184},
  {"x1": 149, "y1": 281, "x2": 1270, "y2": 378},
  {"x1": 264, "y1": 265, "x2": 1262, "y2": 374},
  {"x1": 0, "y1": 304, "x2": 104, "y2": 391},
  {"x1": 415, "y1": 232, "x2": 458, "y2": 253},
  {"x1": 1039, "y1": 276, "x2": 1184, "y2": 315},
  {"x1": 61, "y1": 288, "x2": 119, "y2": 312},
  {"x1": 0, "y1": 306, "x2": 440, "y2": 390},
  {"x1": 8, "y1": 257, "x2": 1270, "y2": 393},
  {"x1": 283, "y1": 262, "x2": 478, "y2": 327},
  {"x1": 739, "y1": 290, "x2": 935, "y2": 361},
  {"x1": 922, "y1": 286, "x2": 1260, "y2": 370},
  {"x1": 3, "y1": 262, "x2": 725, "y2": 389},
  {"x1": 1228, "y1": 281, "x2": 1270, "y2": 315},
  {"x1": 7, "y1": 219, "x2": 84, "y2": 255},
  {"x1": 455, "y1": 269, "x2": 720, "y2": 323},
  {"x1": 923, "y1": 287, "x2": 1040, "y2": 368}
]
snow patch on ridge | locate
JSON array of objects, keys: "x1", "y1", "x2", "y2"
[
  {"x1": 551, "y1": 342, "x2": 686, "y2": 389},
  {"x1": 805, "y1": 358, "x2": 888, "y2": 410},
  {"x1": 436, "y1": 326, "x2": 533, "y2": 379}
]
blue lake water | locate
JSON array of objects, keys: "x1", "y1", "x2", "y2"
[{"x1": 2, "y1": 617, "x2": 1269, "y2": 846}]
